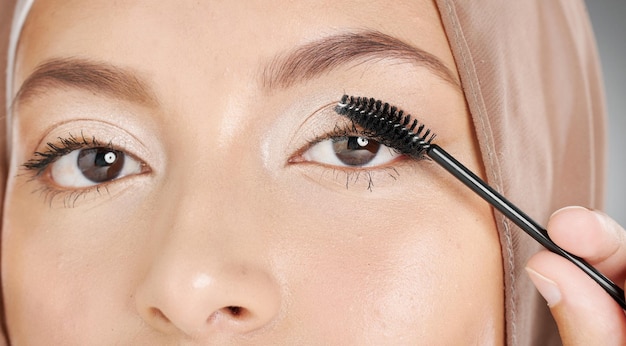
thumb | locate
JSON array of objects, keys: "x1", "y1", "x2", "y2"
[
  {"x1": 526, "y1": 206, "x2": 626, "y2": 345},
  {"x1": 526, "y1": 252, "x2": 626, "y2": 346}
]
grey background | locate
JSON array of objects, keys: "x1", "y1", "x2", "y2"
[{"x1": 586, "y1": 0, "x2": 626, "y2": 225}]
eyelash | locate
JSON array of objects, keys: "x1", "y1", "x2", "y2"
[
  {"x1": 22, "y1": 120, "x2": 417, "y2": 203},
  {"x1": 327, "y1": 166, "x2": 401, "y2": 191},
  {"x1": 22, "y1": 132, "x2": 121, "y2": 207},
  {"x1": 298, "y1": 122, "x2": 419, "y2": 190},
  {"x1": 23, "y1": 132, "x2": 106, "y2": 176}
]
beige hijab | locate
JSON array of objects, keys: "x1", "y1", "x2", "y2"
[
  {"x1": 434, "y1": 0, "x2": 606, "y2": 345},
  {"x1": 0, "y1": 0, "x2": 605, "y2": 345}
]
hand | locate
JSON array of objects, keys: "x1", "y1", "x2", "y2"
[{"x1": 526, "y1": 206, "x2": 626, "y2": 345}]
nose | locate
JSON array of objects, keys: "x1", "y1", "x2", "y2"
[{"x1": 134, "y1": 230, "x2": 281, "y2": 338}]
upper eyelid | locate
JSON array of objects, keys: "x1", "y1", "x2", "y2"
[
  {"x1": 18, "y1": 117, "x2": 157, "y2": 173},
  {"x1": 23, "y1": 133, "x2": 101, "y2": 175}
]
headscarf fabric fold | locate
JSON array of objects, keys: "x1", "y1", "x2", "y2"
[{"x1": 435, "y1": 1, "x2": 605, "y2": 344}]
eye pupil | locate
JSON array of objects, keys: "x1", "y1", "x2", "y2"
[
  {"x1": 78, "y1": 148, "x2": 126, "y2": 183},
  {"x1": 333, "y1": 136, "x2": 381, "y2": 166}
]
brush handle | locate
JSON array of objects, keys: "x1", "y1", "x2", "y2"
[{"x1": 426, "y1": 144, "x2": 626, "y2": 310}]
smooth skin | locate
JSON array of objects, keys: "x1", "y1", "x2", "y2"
[{"x1": 2, "y1": 0, "x2": 504, "y2": 344}]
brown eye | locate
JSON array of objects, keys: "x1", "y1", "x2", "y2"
[
  {"x1": 332, "y1": 136, "x2": 381, "y2": 166},
  {"x1": 49, "y1": 145, "x2": 144, "y2": 188},
  {"x1": 301, "y1": 135, "x2": 399, "y2": 168},
  {"x1": 77, "y1": 148, "x2": 125, "y2": 183}
]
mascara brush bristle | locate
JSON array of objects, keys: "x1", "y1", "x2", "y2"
[{"x1": 335, "y1": 95, "x2": 435, "y2": 157}]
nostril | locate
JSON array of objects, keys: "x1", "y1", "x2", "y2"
[
  {"x1": 227, "y1": 306, "x2": 241, "y2": 316},
  {"x1": 206, "y1": 306, "x2": 250, "y2": 325},
  {"x1": 225, "y1": 306, "x2": 246, "y2": 318}
]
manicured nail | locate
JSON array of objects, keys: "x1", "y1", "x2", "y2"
[{"x1": 526, "y1": 268, "x2": 562, "y2": 307}]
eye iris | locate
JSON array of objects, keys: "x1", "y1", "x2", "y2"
[
  {"x1": 77, "y1": 148, "x2": 125, "y2": 183},
  {"x1": 332, "y1": 136, "x2": 380, "y2": 166}
]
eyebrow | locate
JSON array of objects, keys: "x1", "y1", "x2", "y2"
[
  {"x1": 13, "y1": 32, "x2": 457, "y2": 109},
  {"x1": 261, "y1": 30, "x2": 460, "y2": 90},
  {"x1": 13, "y1": 58, "x2": 158, "y2": 109}
]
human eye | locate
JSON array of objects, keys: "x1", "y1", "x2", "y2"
[
  {"x1": 302, "y1": 135, "x2": 400, "y2": 168},
  {"x1": 22, "y1": 133, "x2": 148, "y2": 203},
  {"x1": 285, "y1": 100, "x2": 431, "y2": 192},
  {"x1": 49, "y1": 146, "x2": 142, "y2": 187},
  {"x1": 287, "y1": 119, "x2": 418, "y2": 191}
]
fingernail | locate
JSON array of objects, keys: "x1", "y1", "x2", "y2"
[
  {"x1": 526, "y1": 268, "x2": 562, "y2": 307},
  {"x1": 550, "y1": 205, "x2": 587, "y2": 218}
]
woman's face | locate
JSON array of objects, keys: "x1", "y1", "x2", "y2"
[{"x1": 2, "y1": 0, "x2": 504, "y2": 343}]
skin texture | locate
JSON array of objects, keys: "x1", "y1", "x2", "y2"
[{"x1": 2, "y1": 0, "x2": 506, "y2": 344}]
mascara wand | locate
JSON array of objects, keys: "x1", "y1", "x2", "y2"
[{"x1": 335, "y1": 94, "x2": 626, "y2": 310}]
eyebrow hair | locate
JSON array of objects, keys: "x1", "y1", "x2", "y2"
[
  {"x1": 13, "y1": 58, "x2": 158, "y2": 109},
  {"x1": 13, "y1": 32, "x2": 456, "y2": 109},
  {"x1": 261, "y1": 30, "x2": 460, "y2": 90}
]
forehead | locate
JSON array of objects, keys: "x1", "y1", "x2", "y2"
[{"x1": 15, "y1": 0, "x2": 457, "y2": 84}]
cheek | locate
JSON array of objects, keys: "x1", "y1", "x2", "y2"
[
  {"x1": 1, "y1": 180, "x2": 148, "y2": 341},
  {"x1": 270, "y1": 177, "x2": 502, "y2": 342}
]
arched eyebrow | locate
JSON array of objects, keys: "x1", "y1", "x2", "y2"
[
  {"x1": 13, "y1": 58, "x2": 158, "y2": 110},
  {"x1": 12, "y1": 31, "x2": 458, "y2": 110},
  {"x1": 261, "y1": 30, "x2": 460, "y2": 90}
]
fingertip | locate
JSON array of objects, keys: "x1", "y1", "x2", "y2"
[
  {"x1": 549, "y1": 206, "x2": 593, "y2": 228},
  {"x1": 526, "y1": 251, "x2": 607, "y2": 308},
  {"x1": 526, "y1": 251, "x2": 626, "y2": 345},
  {"x1": 547, "y1": 206, "x2": 604, "y2": 258},
  {"x1": 550, "y1": 205, "x2": 589, "y2": 217}
]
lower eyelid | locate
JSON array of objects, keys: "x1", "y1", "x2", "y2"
[
  {"x1": 294, "y1": 154, "x2": 408, "y2": 169},
  {"x1": 291, "y1": 163, "x2": 403, "y2": 192},
  {"x1": 288, "y1": 153, "x2": 423, "y2": 192},
  {"x1": 31, "y1": 169, "x2": 151, "y2": 208}
]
